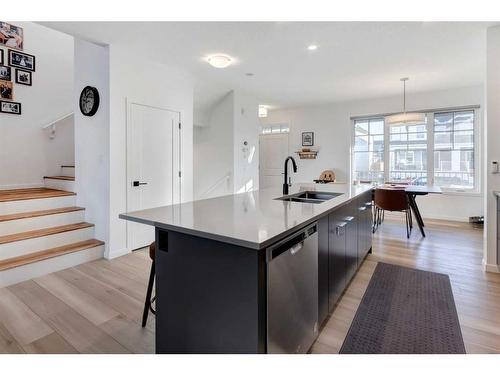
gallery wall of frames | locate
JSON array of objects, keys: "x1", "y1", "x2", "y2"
[{"x1": 0, "y1": 21, "x2": 34, "y2": 115}]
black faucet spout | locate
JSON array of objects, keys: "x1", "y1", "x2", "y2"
[{"x1": 283, "y1": 156, "x2": 298, "y2": 195}]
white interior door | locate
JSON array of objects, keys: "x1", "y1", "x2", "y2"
[
  {"x1": 259, "y1": 133, "x2": 289, "y2": 189},
  {"x1": 127, "y1": 101, "x2": 180, "y2": 251}
]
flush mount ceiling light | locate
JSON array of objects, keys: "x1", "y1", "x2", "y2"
[
  {"x1": 258, "y1": 105, "x2": 268, "y2": 118},
  {"x1": 206, "y1": 54, "x2": 233, "y2": 68},
  {"x1": 307, "y1": 44, "x2": 318, "y2": 51},
  {"x1": 385, "y1": 77, "x2": 425, "y2": 126}
]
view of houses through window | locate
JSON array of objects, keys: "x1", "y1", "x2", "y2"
[{"x1": 352, "y1": 109, "x2": 476, "y2": 191}]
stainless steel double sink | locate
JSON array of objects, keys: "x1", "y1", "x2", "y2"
[{"x1": 275, "y1": 191, "x2": 343, "y2": 204}]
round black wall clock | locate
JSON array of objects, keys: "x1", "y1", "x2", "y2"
[{"x1": 79, "y1": 86, "x2": 100, "y2": 116}]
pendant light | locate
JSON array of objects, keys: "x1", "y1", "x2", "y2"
[{"x1": 385, "y1": 77, "x2": 425, "y2": 126}]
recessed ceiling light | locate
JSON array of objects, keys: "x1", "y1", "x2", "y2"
[
  {"x1": 206, "y1": 54, "x2": 233, "y2": 68},
  {"x1": 307, "y1": 45, "x2": 318, "y2": 51}
]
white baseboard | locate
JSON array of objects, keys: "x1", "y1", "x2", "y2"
[
  {"x1": 420, "y1": 214, "x2": 470, "y2": 222},
  {"x1": 0, "y1": 182, "x2": 44, "y2": 190},
  {"x1": 105, "y1": 246, "x2": 131, "y2": 260},
  {"x1": 483, "y1": 260, "x2": 500, "y2": 273}
]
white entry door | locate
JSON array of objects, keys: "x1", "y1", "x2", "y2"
[
  {"x1": 127, "y1": 101, "x2": 181, "y2": 251},
  {"x1": 259, "y1": 133, "x2": 289, "y2": 189}
]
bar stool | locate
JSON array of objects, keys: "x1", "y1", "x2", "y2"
[{"x1": 142, "y1": 241, "x2": 156, "y2": 327}]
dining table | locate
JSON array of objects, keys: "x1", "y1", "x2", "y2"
[{"x1": 378, "y1": 184, "x2": 443, "y2": 237}]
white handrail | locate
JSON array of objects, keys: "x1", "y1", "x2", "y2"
[
  {"x1": 41, "y1": 112, "x2": 74, "y2": 139},
  {"x1": 201, "y1": 172, "x2": 232, "y2": 198},
  {"x1": 41, "y1": 112, "x2": 73, "y2": 129}
]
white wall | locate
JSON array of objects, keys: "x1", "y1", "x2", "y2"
[
  {"x1": 233, "y1": 90, "x2": 260, "y2": 194},
  {"x1": 193, "y1": 89, "x2": 260, "y2": 200},
  {"x1": 485, "y1": 26, "x2": 500, "y2": 270},
  {"x1": 74, "y1": 39, "x2": 110, "y2": 249},
  {"x1": 108, "y1": 44, "x2": 194, "y2": 258},
  {"x1": 0, "y1": 22, "x2": 74, "y2": 188},
  {"x1": 194, "y1": 92, "x2": 234, "y2": 199},
  {"x1": 263, "y1": 85, "x2": 484, "y2": 222}
]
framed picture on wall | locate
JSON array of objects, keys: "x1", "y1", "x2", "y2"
[
  {"x1": 15, "y1": 68, "x2": 31, "y2": 86},
  {"x1": 0, "y1": 100, "x2": 21, "y2": 115},
  {"x1": 302, "y1": 132, "x2": 314, "y2": 146},
  {"x1": 8, "y1": 49, "x2": 35, "y2": 71},
  {"x1": 0, "y1": 80, "x2": 13, "y2": 100},
  {"x1": 0, "y1": 21, "x2": 24, "y2": 50},
  {"x1": 0, "y1": 65, "x2": 11, "y2": 81}
]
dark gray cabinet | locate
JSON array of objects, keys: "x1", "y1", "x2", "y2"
[
  {"x1": 356, "y1": 191, "x2": 373, "y2": 266},
  {"x1": 344, "y1": 203, "x2": 358, "y2": 285},
  {"x1": 319, "y1": 190, "x2": 373, "y2": 316},
  {"x1": 318, "y1": 216, "x2": 329, "y2": 325},
  {"x1": 328, "y1": 210, "x2": 346, "y2": 310}
]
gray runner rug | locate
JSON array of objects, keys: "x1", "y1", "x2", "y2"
[{"x1": 339, "y1": 262, "x2": 466, "y2": 354}]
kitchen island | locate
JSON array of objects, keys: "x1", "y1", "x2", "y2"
[{"x1": 120, "y1": 183, "x2": 373, "y2": 354}]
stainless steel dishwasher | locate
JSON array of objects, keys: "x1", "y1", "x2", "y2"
[{"x1": 267, "y1": 223, "x2": 319, "y2": 354}]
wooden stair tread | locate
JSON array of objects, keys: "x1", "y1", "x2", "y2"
[
  {"x1": 0, "y1": 188, "x2": 75, "y2": 202},
  {"x1": 44, "y1": 176, "x2": 75, "y2": 181},
  {"x1": 0, "y1": 239, "x2": 104, "y2": 271},
  {"x1": 0, "y1": 206, "x2": 85, "y2": 222},
  {"x1": 0, "y1": 222, "x2": 94, "y2": 245}
]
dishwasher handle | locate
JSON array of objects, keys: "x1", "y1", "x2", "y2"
[
  {"x1": 267, "y1": 223, "x2": 317, "y2": 261},
  {"x1": 290, "y1": 242, "x2": 303, "y2": 255}
]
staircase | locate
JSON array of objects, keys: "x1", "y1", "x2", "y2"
[{"x1": 0, "y1": 165, "x2": 104, "y2": 287}]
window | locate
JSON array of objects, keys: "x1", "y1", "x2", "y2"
[
  {"x1": 352, "y1": 118, "x2": 384, "y2": 183},
  {"x1": 351, "y1": 108, "x2": 478, "y2": 192},
  {"x1": 261, "y1": 123, "x2": 289, "y2": 134},
  {"x1": 389, "y1": 120, "x2": 427, "y2": 183},
  {"x1": 433, "y1": 111, "x2": 475, "y2": 190}
]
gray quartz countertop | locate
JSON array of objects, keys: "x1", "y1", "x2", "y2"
[{"x1": 119, "y1": 183, "x2": 373, "y2": 250}]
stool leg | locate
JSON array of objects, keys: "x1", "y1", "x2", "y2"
[{"x1": 142, "y1": 261, "x2": 155, "y2": 327}]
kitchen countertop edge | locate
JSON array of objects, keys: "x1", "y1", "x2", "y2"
[{"x1": 120, "y1": 184, "x2": 373, "y2": 250}]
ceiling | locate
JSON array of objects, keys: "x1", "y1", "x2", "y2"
[{"x1": 41, "y1": 22, "x2": 491, "y2": 111}]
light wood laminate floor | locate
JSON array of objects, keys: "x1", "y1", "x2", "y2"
[{"x1": 0, "y1": 214, "x2": 498, "y2": 354}]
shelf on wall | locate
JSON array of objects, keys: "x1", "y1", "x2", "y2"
[{"x1": 295, "y1": 150, "x2": 318, "y2": 159}]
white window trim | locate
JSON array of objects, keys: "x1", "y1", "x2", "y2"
[
  {"x1": 351, "y1": 107, "x2": 481, "y2": 195},
  {"x1": 260, "y1": 123, "x2": 290, "y2": 135}
]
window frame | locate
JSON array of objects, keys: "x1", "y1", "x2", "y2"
[
  {"x1": 350, "y1": 107, "x2": 480, "y2": 195},
  {"x1": 352, "y1": 117, "x2": 385, "y2": 184},
  {"x1": 260, "y1": 123, "x2": 290, "y2": 135}
]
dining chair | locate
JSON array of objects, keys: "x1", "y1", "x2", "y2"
[{"x1": 374, "y1": 187, "x2": 413, "y2": 238}]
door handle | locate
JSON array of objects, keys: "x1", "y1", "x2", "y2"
[
  {"x1": 132, "y1": 181, "x2": 148, "y2": 187},
  {"x1": 336, "y1": 222, "x2": 347, "y2": 236}
]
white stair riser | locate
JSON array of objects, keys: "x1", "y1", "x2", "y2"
[
  {"x1": 61, "y1": 167, "x2": 75, "y2": 177},
  {"x1": 0, "y1": 226, "x2": 94, "y2": 261},
  {"x1": 0, "y1": 195, "x2": 76, "y2": 215},
  {"x1": 0, "y1": 210, "x2": 85, "y2": 236},
  {"x1": 0, "y1": 244, "x2": 104, "y2": 287},
  {"x1": 44, "y1": 179, "x2": 75, "y2": 192}
]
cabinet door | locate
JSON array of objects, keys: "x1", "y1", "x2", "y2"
[
  {"x1": 359, "y1": 191, "x2": 373, "y2": 262},
  {"x1": 328, "y1": 211, "x2": 346, "y2": 310},
  {"x1": 318, "y1": 216, "x2": 329, "y2": 325},
  {"x1": 344, "y1": 203, "x2": 358, "y2": 284},
  {"x1": 364, "y1": 193, "x2": 373, "y2": 255},
  {"x1": 357, "y1": 197, "x2": 368, "y2": 266}
]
